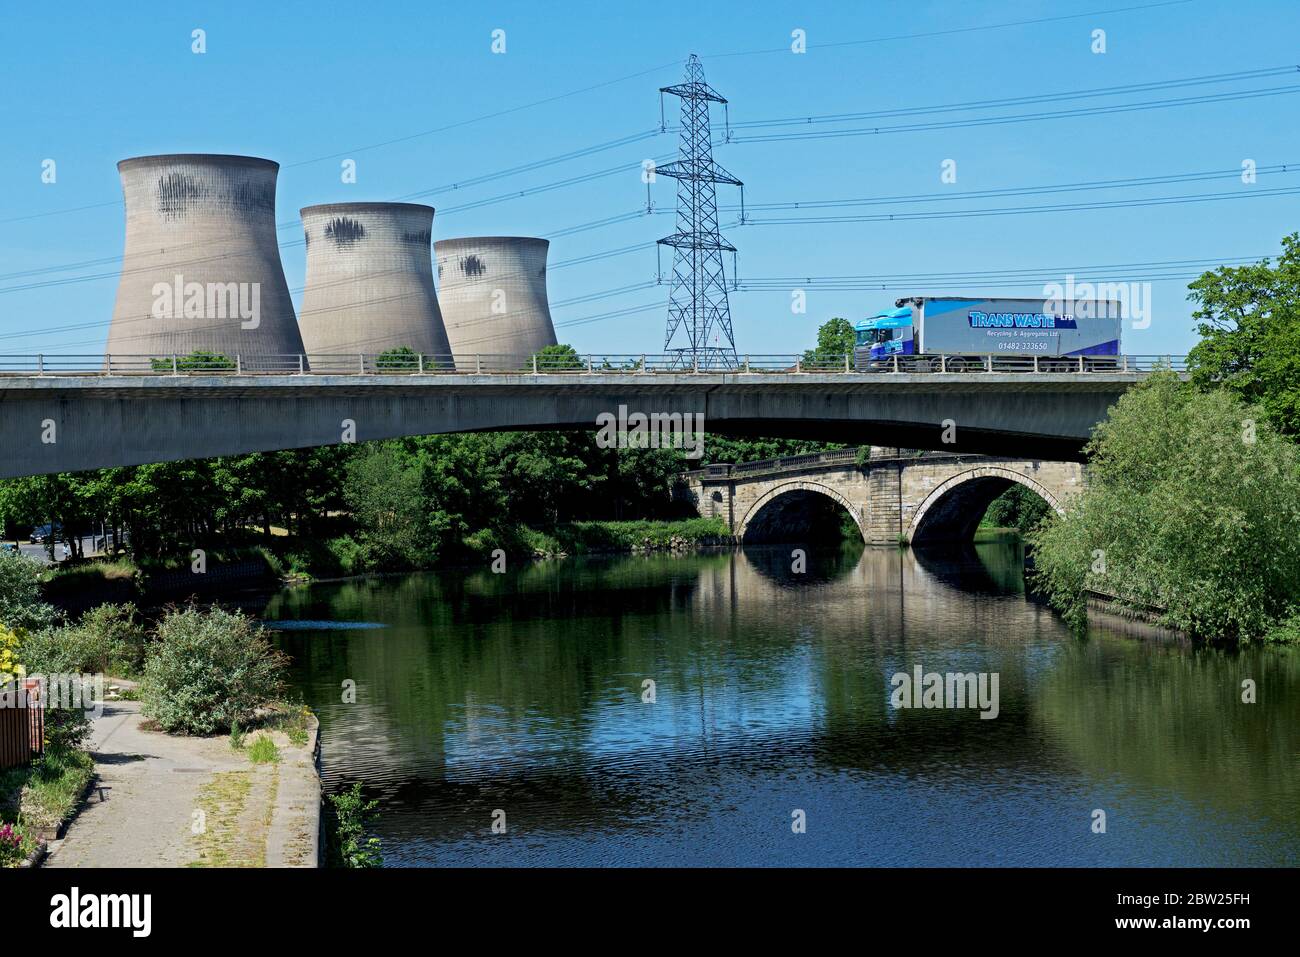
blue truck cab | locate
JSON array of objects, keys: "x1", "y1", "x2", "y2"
[{"x1": 854, "y1": 306, "x2": 915, "y2": 363}]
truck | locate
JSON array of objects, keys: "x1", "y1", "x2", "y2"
[{"x1": 854, "y1": 295, "x2": 1123, "y2": 371}]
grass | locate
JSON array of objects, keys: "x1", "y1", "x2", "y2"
[
  {"x1": 246, "y1": 735, "x2": 279, "y2": 765},
  {"x1": 259, "y1": 703, "x2": 312, "y2": 747},
  {"x1": 0, "y1": 745, "x2": 95, "y2": 833},
  {"x1": 189, "y1": 770, "x2": 254, "y2": 868}
]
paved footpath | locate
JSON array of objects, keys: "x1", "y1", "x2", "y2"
[{"x1": 44, "y1": 698, "x2": 319, "y2": 868}]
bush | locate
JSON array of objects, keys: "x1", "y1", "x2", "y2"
[
  {"x1": 0, "y1": 551, "x2": 56, "y2": 633},
  {"x1": 1030, "y1": 373, "x2": 1300, "y2": 641},
  {"x1": 141, "y1": 606, "x2": 288, "y2": 735},
  {"x1": 11, "y1": 626, "x2": 94, "y2": 753},
  {"x1": 42, "y1": 603, "x2": 146, "y2": 676},
  {"x1": 326, "y1": 782, "x2": 382, "y2": 868}
]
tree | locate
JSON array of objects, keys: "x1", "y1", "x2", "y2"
[
  {"x1": 531, "y1": 343, "x2": 585, "y2": 372},
  {"x1": 981, "y1": 485, "x2": 1053, "y2": 535},
  {"x1": 1030, "y1": 373, "x2": 1300, "y2": 642},
  {"x1": 802, "y1": 317, "x2": 857, "y2": 369},
  {"x1": 375, "y1": 346, "x2": 419, "y2": 372},
  {"x1": 1187, "y1": 234, "x2": 1300, "y2": 436},
  {"x1": 343, "y1": 442, "x2": 432, "y2": 569}
]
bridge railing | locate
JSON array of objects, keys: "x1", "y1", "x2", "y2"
[
  {"x1": 681, "y1": 448, "x2": 1011, "y2": 483},
  {"x1": 0, "y1": 353, "x2": 1189, "y2": 376}
]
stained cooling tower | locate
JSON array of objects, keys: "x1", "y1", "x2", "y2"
[
  {"x1": 298, "y1": 203, "x2": 451, "y2": 363},
  {"x1": 434, "y1": 237, "x2": 558, "y2": 367},
  {"x1": 107, "y1": 154, "x2": 303, "y2": 366}
]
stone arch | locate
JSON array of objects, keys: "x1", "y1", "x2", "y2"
[
  {"x1": 736, "y1": 480, "x2": 866, "y2": 544},
  {"x1": 906, "y1": 465, "x2": 1065, "y2": 544}
]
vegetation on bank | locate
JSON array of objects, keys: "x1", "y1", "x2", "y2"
[
  {"x1": 141, "y1": 606, "x2": 288, "y2": 735},
  {"x1": 325, "y1": 782, "x2": 383, "y2": 868},
  {"x1": 1031, "y1": 375, "x2": 1300, "y2": 643}
]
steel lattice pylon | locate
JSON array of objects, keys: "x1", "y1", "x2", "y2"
[{"x1": 656, "y1": 54, "x2": 743, "y2": 369}]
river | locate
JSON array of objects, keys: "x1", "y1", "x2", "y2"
[{"x1": 261, "y1": 541, "x2": 1300, "y2": 867}]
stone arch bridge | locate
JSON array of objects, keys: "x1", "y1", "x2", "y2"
[{"x1": 677, "y1": 448, "x2": 1083, "y2": 544}]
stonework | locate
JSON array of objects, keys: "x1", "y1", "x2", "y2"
[{"x1": 679, "y1": 450, "x2": 1084, "y2": 544}]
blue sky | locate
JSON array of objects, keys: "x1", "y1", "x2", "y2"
[{"x1": 1, "y1": 0, "x2": 1297, "y2": 357}]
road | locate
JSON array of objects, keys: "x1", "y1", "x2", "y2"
[{"x1": 2, "y1": 534, "x2": 102, "y2": 563}]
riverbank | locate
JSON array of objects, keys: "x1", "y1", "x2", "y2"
[
  {"x1": 39, "y1": 517, "x2": 733, "y2": 612},
  {"x1": 43, "y1": 697, "x2": 320, "y2": 868}
]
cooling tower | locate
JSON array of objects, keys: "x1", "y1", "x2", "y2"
[
  {"x1": 298, "y1": 203, "x2": 451, "y2": 363},
  {"x1": 434, "y1": 236, "x2": 558, "y2": 367},
  {"x1": 107, "y1": 154, "x2": 304, "y2": 367}
]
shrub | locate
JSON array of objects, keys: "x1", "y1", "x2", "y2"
[
  {"x1": 1031, "y1": 373, "x2": 1300, "y2": 641},
  {"x1": 12, "y1": 626, "x2": 94, "y2": 753},
  {"x1": 0, "y1": 627, "x2": 18, "y2": 682},
  {"x1": 326, "y1": 782, "x2": 382, "y2": 868},
  {"x1": 141, "y1": 606, "x2": 288, "y2": 735},
  {"x1": 0, "y1": 551, "x2": 56, "y2": 633},
  {"x1": 38, "y1": 603, "x2": 146, "y2": 676},
  {"x1": 1265, "y1": 613, "x2": 1300, "y2": 644}
]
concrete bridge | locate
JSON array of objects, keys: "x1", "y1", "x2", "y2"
[
  {"x1": 678, "y1": 447, "x2": 1083, "y2": 544},
  {"x1": 0, "y1": 353, "x2": 1180, "y2": 479}
]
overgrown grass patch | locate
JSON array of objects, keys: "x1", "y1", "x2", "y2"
[
  {"x1": 0, "y1": 746, "x2": 94, "y2": 833},
  {"x1": 247, "y1": 735, "x2": 279, "y2": 765}
]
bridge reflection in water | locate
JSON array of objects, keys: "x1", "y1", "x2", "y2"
[{"x1": 264, "y1": 544, "x2": 1300, "y2": 867}]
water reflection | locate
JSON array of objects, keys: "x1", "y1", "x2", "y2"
[{"x1": 264, "y1": 544, "x2": 1299, "y2": 867}]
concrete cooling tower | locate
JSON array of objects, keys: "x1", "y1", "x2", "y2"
[
  {"x1": 434, "y1": 236, "x2": 558, "y2": 368},
  {"x1": 107, "y1": 154, "x2": 303, "y2": 367},
  {"x1": 298, "y1": 203, "x2": 451, "y2": 364}
]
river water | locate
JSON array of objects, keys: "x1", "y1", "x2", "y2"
[{"x1": 262, "y1": 542, "x2": 1300, "y2": 867}]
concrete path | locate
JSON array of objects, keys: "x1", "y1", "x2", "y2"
[{"x1": 43, "y1": 699, "x2": 319, "y2": 868}]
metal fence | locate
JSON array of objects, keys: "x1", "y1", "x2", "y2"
[{"x1": 0, "y1": 353, "x2": 1189, "y2": 376}]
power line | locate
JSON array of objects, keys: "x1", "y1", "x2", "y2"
[
  {"x1": 744, "y1": 185, "x2": 1300, "y2": 226},
  {"x1": 726, "y1": 65, "x2": 1298, "y2": 131},
  {"x1": 728, "y1": 163, "x2": 1298, "y2": 213},
  {"x1": 704, "y1": 0, "x2": 1198, "y2": 58},
  {"x1": 730, "y1": 84, "x2": 1300, "y2": 144},
  {"x1": 283, "y1": 60, "x2": 684, "y2": 168}
]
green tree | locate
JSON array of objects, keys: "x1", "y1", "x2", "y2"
[
  {"x1": 981, "y1": 485, "x2": 1053, "y2": 535},
  {"x1": 344, "y1": 442, "x2": 435, "y2": 568},
  {"x1": 375, "y1": 346, "x2": 419, "y2": 372},
  {"x1": 1187, "y1": 234, "x2": 1300, "y2": 436},
  {"x1": 802, "y1": 317, "x2": 857, "y2": 369},
  {"x1": 0, "y1": 550, "x2": 57, "y2": 633},
  {"x1": 1029, "y1": 372, "x2": 1300, "y2": 642},
  {"x1": 531, "y1": 343, "x2": 585, "y2": 372}
]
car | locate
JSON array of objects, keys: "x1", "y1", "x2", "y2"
[
  {"x1": 0, "y1": 543, "x2": 17, "y2": 555},
  {"x1": 29, "y1": 523, "x2": 63, "y2": 544}
]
